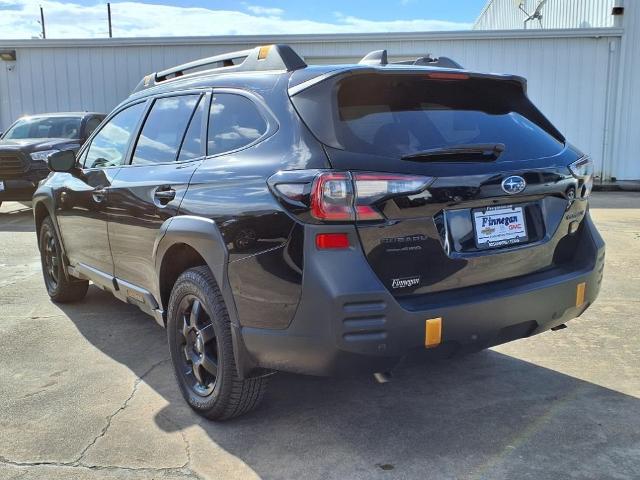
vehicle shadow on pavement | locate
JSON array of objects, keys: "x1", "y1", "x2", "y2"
[
  {"x1": 58, "y1": 286, "x2": 640, "y2": 479},
  {"x1": 0, "y1": 207, "x2": 35, "y2": 232}
]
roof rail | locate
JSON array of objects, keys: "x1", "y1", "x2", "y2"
[
  {"x1": 393, "y1": 55, "x2": 464, "y2": 69},
  {"x1": 358, "y1": 49, "x2": 388, "y2": 66},
  {"x1": 133, "y1": 44, "x2": 307, "y2": 93}
]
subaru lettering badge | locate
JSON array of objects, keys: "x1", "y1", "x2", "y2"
[{"x1": 501, "y1": 175, "x2": 526, "y2": 195}]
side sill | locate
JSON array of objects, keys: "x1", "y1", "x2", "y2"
[{"x1": 72, "y1": 263, "x2": 165, "y2": 327}]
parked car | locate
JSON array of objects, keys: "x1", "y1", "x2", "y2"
[
  {"x1": 0, "y1": 112, "x2": 105, "y2": 207},
  {"x1": 32, "y1": 45, "x2": 604, "y2": 420}
]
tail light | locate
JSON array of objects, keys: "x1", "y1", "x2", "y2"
[
  {"x1": 568, "y1": 156, "x2": 594, "y2": 199},
  {"x1": 270, "y1": 170, "x2": 434, "y2": 223},
  {"x1": 311, "y1": 172, "x2": 354, "y2": 221},
  {"x1": 353, "y1": 173, "x2": 432, "y2": 221}
]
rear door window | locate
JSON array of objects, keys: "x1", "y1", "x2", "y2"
[
  {"x1": 177, "y1": 96, "x2": 206, "y2": 161},
  {"x1": 132, "y1": 95, "x2": 200, "y2": 165},
  {"x1": 207, "y1": 94, "x2": 267, "y2": 155}
]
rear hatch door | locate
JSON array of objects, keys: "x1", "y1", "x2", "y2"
[{"x1": 290, "y1": 68, "x2": 584, "y2": 297}]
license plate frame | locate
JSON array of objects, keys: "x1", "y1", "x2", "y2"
[{"x1": 473, "y1": 204, "x2": 528, "y2": 250}]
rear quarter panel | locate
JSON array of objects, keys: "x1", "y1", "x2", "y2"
[{"x1": 178, "y1": 86, "x2": 328, "y2": 329}]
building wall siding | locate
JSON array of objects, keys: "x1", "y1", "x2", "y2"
[
  {"x1": 609, "y1": 0, "x2": 640, "y2": 180},
  {"x1": 0, "y1": 28, "x2": 635, "y2": 179},
  {"x1": 474, "y1": 0, "x2": 616, "y2": 30}
]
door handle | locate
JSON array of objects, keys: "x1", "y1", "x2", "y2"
[
  {"x1": 154, "y1": 187, "x2": 176, "y2": 205},
  {"x1": 92, "y1": 187, "x2": 107, "y2": 203}
]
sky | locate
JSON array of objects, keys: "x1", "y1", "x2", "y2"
[{"x1": 0, "y1": 0, "x2": 488, "y2": 39}]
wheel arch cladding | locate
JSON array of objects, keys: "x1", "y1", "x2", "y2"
[
  {"x1": 158, "y1": 242, "x2": 208, "y2": 315},
  {"x1": 33, "y1": 200, "x2": 50, "y2": 240},
  {"x1": 154, "y1": 215, "x2": 259, "y2": 378},
  {"x1": 155, "y1": 216, "x2": 229, "y2": 313},
  {"x1": 33, "y1": 196, "x2": 73, "y2": 280}
]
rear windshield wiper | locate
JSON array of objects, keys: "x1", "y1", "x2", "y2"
[{"x1": 401, "y1": 143, "x2": 505, "y2": 162}]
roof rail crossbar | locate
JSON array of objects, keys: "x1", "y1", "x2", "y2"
[
  {"x1": 134, "y1": 44, "x2": 307, "y2": 92},
  {"x1": 155, "y1": 48, "x2": 254, "y2": 81},
  {"x1": 358, "y1": 49, "x2": 388, "y2": 66},
  {"x1": 393, "y1": 55, "x2": 464, "y2": 69}
]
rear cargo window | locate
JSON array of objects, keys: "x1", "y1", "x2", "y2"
[{"x1": 293, "y1": 73, "x2": 564, "y2": 162}]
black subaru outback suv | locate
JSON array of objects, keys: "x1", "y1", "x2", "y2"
[
  {"x1": 33, "y1": 45, "x2": 604, "y2": 420},
  {"x1": 0, "y1": 112, "x2": 104, "y2": 206}
]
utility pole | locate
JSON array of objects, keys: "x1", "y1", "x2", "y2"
[
  {"x1": 39, "y1": 5, "x2": 46, "y2": 39},
  {"x1": 107, "y1": 3, "x2": 113, "y2": 38}
]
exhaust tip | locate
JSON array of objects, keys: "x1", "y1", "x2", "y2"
[
  {"x1": 373, "y1": 372, "x2": 392, "y2": 384},
  {"x1": 551, "y1": 324, "x2": 568, "y2": 331}
]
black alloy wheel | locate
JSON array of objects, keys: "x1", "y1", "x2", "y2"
[
  {"x1": 38, "y1": 216, "x2": 89, "y2": 302},
  {"x1": 42, "y1": 227, "x2": 60, "y2": 291},
  {"x1": 176, "y1": 295, "x2": 220, "y2": 396},
  {"x1": 167, "y1": 266, "x2": 268, "y2": 420}
]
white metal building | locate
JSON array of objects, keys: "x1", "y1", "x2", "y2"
[
  {"x1": 474, "y1": 0, "x2": 620, "y2": 30},
  {"x1": 0, "y1": 0, "x2": 638, "y2": 180}
]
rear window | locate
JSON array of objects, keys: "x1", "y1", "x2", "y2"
[{"x1": 292, "y1": 73, "x2": 564, "y2": 162}]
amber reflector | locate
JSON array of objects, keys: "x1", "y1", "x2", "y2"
[
  {"x1": 258, "y1": 45, "x2": 271, "y2": 60},
  {"x1": 576, "y1": 282, "x2": 586, "y2": 306},
  {"x1": 425, "y1": 317, "x2": 442, "y2": 348}
]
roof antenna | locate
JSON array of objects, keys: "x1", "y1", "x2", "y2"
[{"x1": 359, "y1": 49, "x2": 388, "y2": 66}]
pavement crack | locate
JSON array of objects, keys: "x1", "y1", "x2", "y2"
[
  {"x1": 0, "y1": 456, "x2": 199, "y2": 477},
  {"x1": 74, "y1": 357, "x2": 171, "y2": 464},
  {"x1": 158, "y1": 412, "x2": 194, "y2": 470}
]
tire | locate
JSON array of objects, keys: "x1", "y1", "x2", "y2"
[
  {"x1": 167, "y1": 266, "x2": 268, "y2": 421},
  {"x1": 39, "y1": 216, "x2": 89, "y2": 302}
]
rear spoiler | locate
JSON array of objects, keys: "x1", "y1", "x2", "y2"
[{"x1": 358, "y1": 49, "x2": 464, "y2": 69}]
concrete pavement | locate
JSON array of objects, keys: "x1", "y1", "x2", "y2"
[{"x1": 0, "y1": 193, "x2": 639, "y2": 479}]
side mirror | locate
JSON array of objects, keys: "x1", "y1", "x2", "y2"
[{"x1": 48, "y1": 150, "x2": 77, "y2": 172}]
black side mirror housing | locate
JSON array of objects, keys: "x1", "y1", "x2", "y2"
[{"x1": 47, "y1": 150, "x2": 77, "y2": 172}]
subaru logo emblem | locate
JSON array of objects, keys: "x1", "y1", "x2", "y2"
[{"x1": 501, "y1": 175, "x2": 526, "y2": 195}]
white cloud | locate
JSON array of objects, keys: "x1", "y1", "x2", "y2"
[
  {"x1": 245, "y1": 5, "x2": 285, "y2": 17},
  {"x1": 0, "y1": 0, "x2": 471, "y2": 39}
]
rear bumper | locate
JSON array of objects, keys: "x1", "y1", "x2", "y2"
[{"x1": 240, "y1": 213, "x2": 605, "y2": 376}]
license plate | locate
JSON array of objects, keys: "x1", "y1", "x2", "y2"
[
  {"x1": 0, "y1": 181, "x2": 4, "y2": 192},
  {"x1": 473, "y1": 205, "x2": 528, "y2": 249}
]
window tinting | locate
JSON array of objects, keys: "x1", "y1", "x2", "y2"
[
  {"x1": 208, "y1": 94, "x2": 267, "y2": 155},
  {"x1": 84, "y1": 117, "x2": 103, "y2": 138},
  {"x1": 4, "y1": 116, "x2": 82, "y2": 140},
  {"x1": 177, "y1": 96, "x2": 205, "y2": 161},
  {"x1": 292, "y1": 73, "x2": 564, "y2": 162},
  {"x1": 84, "y1": 103, "x2": 146, "y2": 169},
  {"x1": 132, "y1": 95, "x2": 199, "y2": 165}
]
